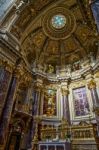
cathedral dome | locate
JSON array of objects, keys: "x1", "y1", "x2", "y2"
[{"x1": 1, "y1": 0, "x2": 98, "y2": 74}]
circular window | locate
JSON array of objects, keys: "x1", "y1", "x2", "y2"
[
  {"x1": 51, "y1": 14, "x2": 66, "y2": 29},
  {"x1": 42, "y1": 6, "x2": 76, "y2": 40}
]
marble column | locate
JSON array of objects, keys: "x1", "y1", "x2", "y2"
[
  {"x1": 25, "y1": 118, "x2": 36, "y2": 149},
  {"x1": 88, "y1": 80, "x2": 99, "y2": 135},
  {"x1": 61, "y1": 88, "x2": 70, "y2": 125},
  {"x1": 39, "y1": 90, "x2": 44, "y2": 115},
  {"x1": 32, "y1": 87, "x2": 39, "y2": 116},
  {"x1": 25, "y1": 85, "x2": 42, "y2": 149},
  {"x1": 0, "y1": 72, "x2": 17, "y2": 145},
  {"x1": 0, "y1": 66, "x2": 11, "y2": 118},
  {"x1": 27, "y1": 88, "x2": 39, "y2": 147},
  {"x1": 32, "y1": 116, "x2": 41, "y2": 150},
  {"x1": 88, "y1": 80, "x2": 99, "y2": 109},
  {"x1": 38, "y1": 87, "x2": 43, "y2": 116}
]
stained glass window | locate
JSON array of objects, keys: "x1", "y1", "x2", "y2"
[
  {"x1": 0, "y1": 0, "x2": 14, "y2": 19},
  {"x1": 51, "y1": 14, "x2": 66, "y2": 29},
  {"x1": 73, "y1": 87, "x2": 90, "y2": 117},
  {"x1": 91, "y1": 0, "x2": 99, "y2": 31}
]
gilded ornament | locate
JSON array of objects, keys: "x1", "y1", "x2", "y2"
[
  {"x1": 61, "y1": 88, "x2": 69, "y2": 96},
  {"x1": 88, "y1": 80, "x2": 96, "y2": 89},
  {"x1": 47, "y1": 64, "x2": 54, "y2": 73}
]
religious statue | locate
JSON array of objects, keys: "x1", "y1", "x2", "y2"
[{"x1": 47, "y1": 64, "x2": 54, "y2": 73}]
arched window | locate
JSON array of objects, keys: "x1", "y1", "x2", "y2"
[
  {"x1": 0, "y1": 0, "x2": 15, "y2": 19},
  {"x1": 91, "y1": 0, "x2": 99, "y2": 31}
]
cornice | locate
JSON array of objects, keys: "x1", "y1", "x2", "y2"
[
  {"x1": 0, "y1": 30, "x2": 20, "y2": 50},
  {"x1": 32, "y1": 61, "x2": 99, "y2": 83}
]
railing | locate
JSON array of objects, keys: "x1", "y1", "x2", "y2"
[
  {"x1": 72, "y1": 144, "x2": 99, "y2": 150},
  {"x1": 40, "y1": 122, "x2": 97, "y2": 142},
  {"x1": 71, "y1": 125, "x2": 95, "y2": 140}
]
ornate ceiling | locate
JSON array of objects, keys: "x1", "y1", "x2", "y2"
[{"x1": 9, "y1": 0, "x2": 98, "y2": 71}]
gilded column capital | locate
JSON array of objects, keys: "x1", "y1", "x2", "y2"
[
  {"x1": 94, "y1": 107, "x2": 99, "y2": 116},
  {"x1": 94, "y1": 71, "x2": 99, "y2": 78},
  {"x1": 33, "y1": 116, "x2": 42, "y2": 123},
  {"x1": 13, "y1": 67, "x2": 23, "y2": 78},
  {"x1": 17, "y1": 68, "x2": 32, "y2": 85},
  {"x1": 61, "y1": 88, "x2": 69, "y2": 96},
  {"x1": 0, "y1": 59, "x2": 14, "y2": 73},
  {"x1": 24, "y1": 74, "x2": 32, "y2": 85},
  {"x1": 88, "y1": 80, "x2": 96, "y2": 90},
  {"x1": 33, "y1": 86, "x2": 41, "y2": 92},
  {"x1": 34, "y1": 83, "x2": 44, "y2": 92},
  {"x1": 0, "y1": 59, "x2": 7, "y2": 67}
]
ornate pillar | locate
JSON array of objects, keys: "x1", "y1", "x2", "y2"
[
  {"x1": 32, "y1": 116, "x2": 42, "y2": 150},
  {"x1": 88, "y1": 79, "x2": 99, "y2": 135},
  {"x1": 61, "y1": 87, "x2": 70, "y2": 125},
  {"x1": 39, "y1": 89, "x2": 44, "y2": 115},
  {"x1": 0, "y1": 61, "x2": 12, "y2": 118},
  {"x1": 33, "y1": 78, "x2": 43, "y2": 116},
  {"x1": 88, "y1": 80, "x2": 99, "y2": 109},
  {"x1": 32, "y1": 86, "x2": 40, "y2": 116},
  {"x1": 25, "y1": 79, "x2": 43, "y2": 149},
  {"x1": 0, "y1": 61, "x2": 21, "y2": 147},
  {"x1": 25, "y1": 87, "x2": 39, "y2": 149}
]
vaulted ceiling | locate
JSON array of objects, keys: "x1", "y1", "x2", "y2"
[{"x1": 9, "y1": 0, "x2": 98, "y2": 69}]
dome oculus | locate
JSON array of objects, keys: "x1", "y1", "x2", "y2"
[
  {"x1": 51, "y1": 14, "x2": 66, "y2": 29},
  {"x1": 42, "y1": 6, "x2": 76, "y2": 40}
]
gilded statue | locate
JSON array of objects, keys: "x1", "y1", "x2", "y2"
[
  {"x1": 47, "y1": 64, "x2": 54, "y2": 73},
  {"x1": 47, "y1": 96, "x2": 55, "y2": 116}
]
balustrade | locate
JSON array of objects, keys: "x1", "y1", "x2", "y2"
[{"x1": 40, "y1": 124, "x2": 95, "y2": 141}]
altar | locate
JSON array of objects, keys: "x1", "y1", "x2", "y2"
[{"x1": 38, "y1": 141, "x2": 71, "y2": 150}]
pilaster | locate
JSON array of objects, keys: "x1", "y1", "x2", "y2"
[{"x1": 61, "y1": 82, "x2": 70, "y2": 125}]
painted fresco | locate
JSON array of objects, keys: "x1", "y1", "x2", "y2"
[
  {"x1": 73, "y1": 87, "x2": 90, "y2": 117},
  {"x1": 43, "y1": 89, "x2": 57, "y2": 116}
]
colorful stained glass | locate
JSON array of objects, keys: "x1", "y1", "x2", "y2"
[
  {"x1": 73, "y1": 87, "x2": 90, "y2": 117},
  {"x1": 91, "y1": 0, "x2": 99, "y2": 31},
  {"x1": 51, "y1": 14, "x2": 66, "y2": 29}
]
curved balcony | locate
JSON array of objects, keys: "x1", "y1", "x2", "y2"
[{"x1": 15, "y1": 103, "x2": 32, "y2": 117}]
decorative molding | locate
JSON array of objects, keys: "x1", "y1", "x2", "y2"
[{"x1": 42, "y1": 6, "x2": 76, "y2": 40}]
